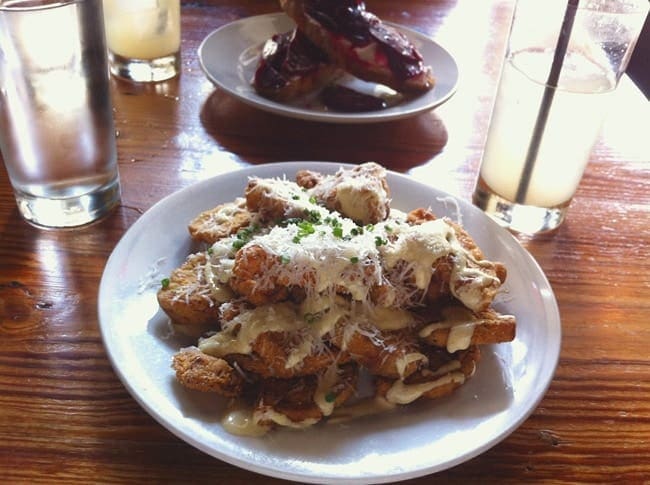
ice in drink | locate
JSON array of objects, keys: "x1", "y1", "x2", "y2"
[{"x1": 478, "y1": 48, "x2": 616, "y2": 209}]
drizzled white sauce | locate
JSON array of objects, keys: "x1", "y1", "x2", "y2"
[
  {"x1": 383, "y1": 218, "x2": 501, "y2": 312},
  {"x1": 419, "y1": 306, "x2": 478, "y2": 352},
  {"x1": 254, "y1": 408, "x2": 319, "y2": 429},
  {"x1": 221, "y1": 407, "x2": 270, "y2": 437},
  {"x1": 386, "y1": 371, "x2": 465, "y2": 405},
  {"x1": 328, "y1": 396, "x2": 396, "y2": 424}
]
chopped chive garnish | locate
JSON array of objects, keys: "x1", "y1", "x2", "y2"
[
  {"x1": 350, "y1": 256, "x2": 359, "y2": 263},
  {"x1": 231, "y1": 224, "x2": 259, "y2": 250},
  {"x1": 309, "y1": 196, "x2": 317, "y2": 204},
  {"x1": 333, "y1": 226, "x2": 343, "y2": 238},
  {"x1": 325, "y1": 392, "x2": 337, "y2": 403},
  {"x1": 161, "y1": 278, "x2": 170, "y2": 289},
  {"x1": 292, "y1": 194, "x2": 300, "y2": 200},
  {"x1": 280, "y1": 255, "x2": 291, "y2": 264},
  {"x1": 375, "y1": 236, "x2": 388, "y2": 247}
]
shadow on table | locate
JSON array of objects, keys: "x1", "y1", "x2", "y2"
[{"x1": 199, "y1": 88, "x2": 449, "y2": 173}]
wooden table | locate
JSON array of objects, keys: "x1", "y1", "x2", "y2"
[{"x1": 1, "y1": 1, "x2": 649, "y2": 482}]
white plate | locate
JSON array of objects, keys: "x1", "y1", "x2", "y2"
[
  {"x1": 198, "y1": 13, "x2": 459, "y2": 123},
  {"x1": 98, "y1": 162, "x2": 560, "y2": 483}
]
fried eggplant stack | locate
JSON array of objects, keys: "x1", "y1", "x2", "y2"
[{"x1": 158, "y1": 162, "x2": 515, "y2": 435}]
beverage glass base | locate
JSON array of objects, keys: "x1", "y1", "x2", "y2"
[
  {"x1": 14, "y1": 176, "x2": 121, "y2": 229},
  {"x1": 472, "y1": 178, "x2": 569, "y2": 235},
  {"x1": 108, "y1": 51, "x2": 180, "y2": 83}
]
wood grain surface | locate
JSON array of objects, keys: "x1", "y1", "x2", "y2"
[{"x1": 1, "y1": 0, "x2": 649, "y2": 483}]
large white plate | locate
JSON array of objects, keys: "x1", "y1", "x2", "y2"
[
  {"x1": 98, "y1": 162, "x2": 560, "y2": 483},
  {"x1": 198, "y1": 13, "x2": 459, "y2": 123}
]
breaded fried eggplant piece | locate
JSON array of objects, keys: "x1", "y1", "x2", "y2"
[
  {"x1": 376, "y1": 345, "x2": 480, "y2": 405},
  {"x1": 188, "y1": 197, "x2": 255, "y2": 245},
  {"x1": 199, "y1": 301, "x2": 348, "y2": 378},
  {"x1": 407, "y1": 208, "x2": 484, "y2": 261},
  {"x1": 418, "y1": 305, "x2": 516, "y2": 352},
  {"x1": 332, "y1": 323, "x2": 427, "y2": 379},
  {"x1": 245, "y1": 177, "x2": 316, "y2": 222},
  {"x1": 157, "y1": 252, "x2": 232, "y2": 336},
  {"x1": 296, "y1": 162, "x2": 390, "y2": 224},
  {"x1": 405, "y1": 208, "x2": 508, "y2": 312},
  {"x1": 229, "y1": 244, "x2": 293, "y2": 306},
  {"x1": 223, "y1": 334, "x2": 346, "y2": 379},
  {"x1": 253, "y1": 362, "x2": 358, "y2": 428},
  {"x1": 172, "y1": 347, "x2": 245, "y2": 397},
  {"x1": 425, "y1": 253, "x2": 507, "y2": 312}
]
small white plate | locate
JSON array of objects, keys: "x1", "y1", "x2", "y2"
[
  {"x1": 98, "y1": 162, "x2": 561, "y2": 483},
  {"x1": 198, "y1": 13, "x2": 459, "y2": 123}
]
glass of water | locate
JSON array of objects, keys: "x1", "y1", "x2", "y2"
[{"x1": 0, "y1": 0, "x2": 121, "y2": 228}]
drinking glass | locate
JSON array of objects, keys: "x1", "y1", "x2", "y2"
[
  {"x1": 0, "y1": 0, "x2": 120, "y2": 228},
  {"x1": 472, "y1": 0, "x2": 649, "y2": 234},
  {"x1": 103, "y1": 0, "x2": 181, "y2": 82}
]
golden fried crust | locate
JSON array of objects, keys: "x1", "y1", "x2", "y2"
[
  {"x1": 295, "y1": 169, "x2": 322, "y2": 189},
  {"x1": 407, "y1": 209, "x2": 508, "y2": 312},
  {"x1": 224, "y1": 332, "x2": 348, "y2": 379},
  {"x1": 424, "y1": 345, "x2": 481, "y2": 380},
  {"x1": 254, "y1": 363, "x2": 358, "y2": 426},
  {"x1": 244, "y1": 179, "x2": 293, "y2": 222},
  {"x1": 332, "y1": 324, "x2": 427, "y2": 379},
  {"x1": 375, "y1": 346, "x2": 480, "y2": 403},
  {"x1": 406, "y1": 207, "x2": 437, "y2": 225},
  {"x1": 157, "y1": 253, "x2": 224, "y2": 334},
  {"x1": 298, "y1": 162, "x2": 391, "y2": 225},
  {"x1": 419, "y1": 308, "x2": 516, "y2": 349},
  {"x1": 188, "y1": 198, "x2": 255, "y2": 245},
  {"x1": 229, "y1": 244, "x2": 290, "y2": 305},
  {"x1": 172, "y1": 347, "x2": 244, "y2": 397},
  {"x1": 407, "y1": 208, "x2": 484, "y2": 261},
  {"x1": 425, "y1": 254, "x2": 507, "y2": 311},
  {"x1": 416, "y1": 346, "x2": 480, "y2": 400},
  {"x1": 252, "y1": 331, "x2": 345, "y2": 377}
]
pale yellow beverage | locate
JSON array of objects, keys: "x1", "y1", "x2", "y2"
[
  {"x1": 103, "y1": 0, "x2": 181, "y2": 81},
  {"x1": 473, "y1": 0, "x2": 648, "y2": 235},
  {"x1": 479, "y1": 48, "x2": 616, "y2": 209}
]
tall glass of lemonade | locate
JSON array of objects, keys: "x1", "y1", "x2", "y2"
[{"x1": 472, "y1": 0, "x2": 648, "y2": 235}]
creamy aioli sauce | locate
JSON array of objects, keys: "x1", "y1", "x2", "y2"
[
  {"x1": 313, "y1": 364, "x2": 341, "y2": 416},
  {"x1": 383, "y1": 218, "x2": 501, "y2": 312},
  {"x1": 328, "y1": 396, "x2": 396, "y2": 424},
  {"x1": 419, "y1": 306, "x2": 478, "y2": 352},
  {"x1": 386, "y1": 371, "x2": 466, "y2": 405},
  {"x1": 254, "y1": 408, "x2": 319, "y2": 429},
  {"x1": 221, "y1": 407, "x2": 270, "y2": 437},
  {"x1": 395, "y1": 352, "x2": 428, "y2": 379}
]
